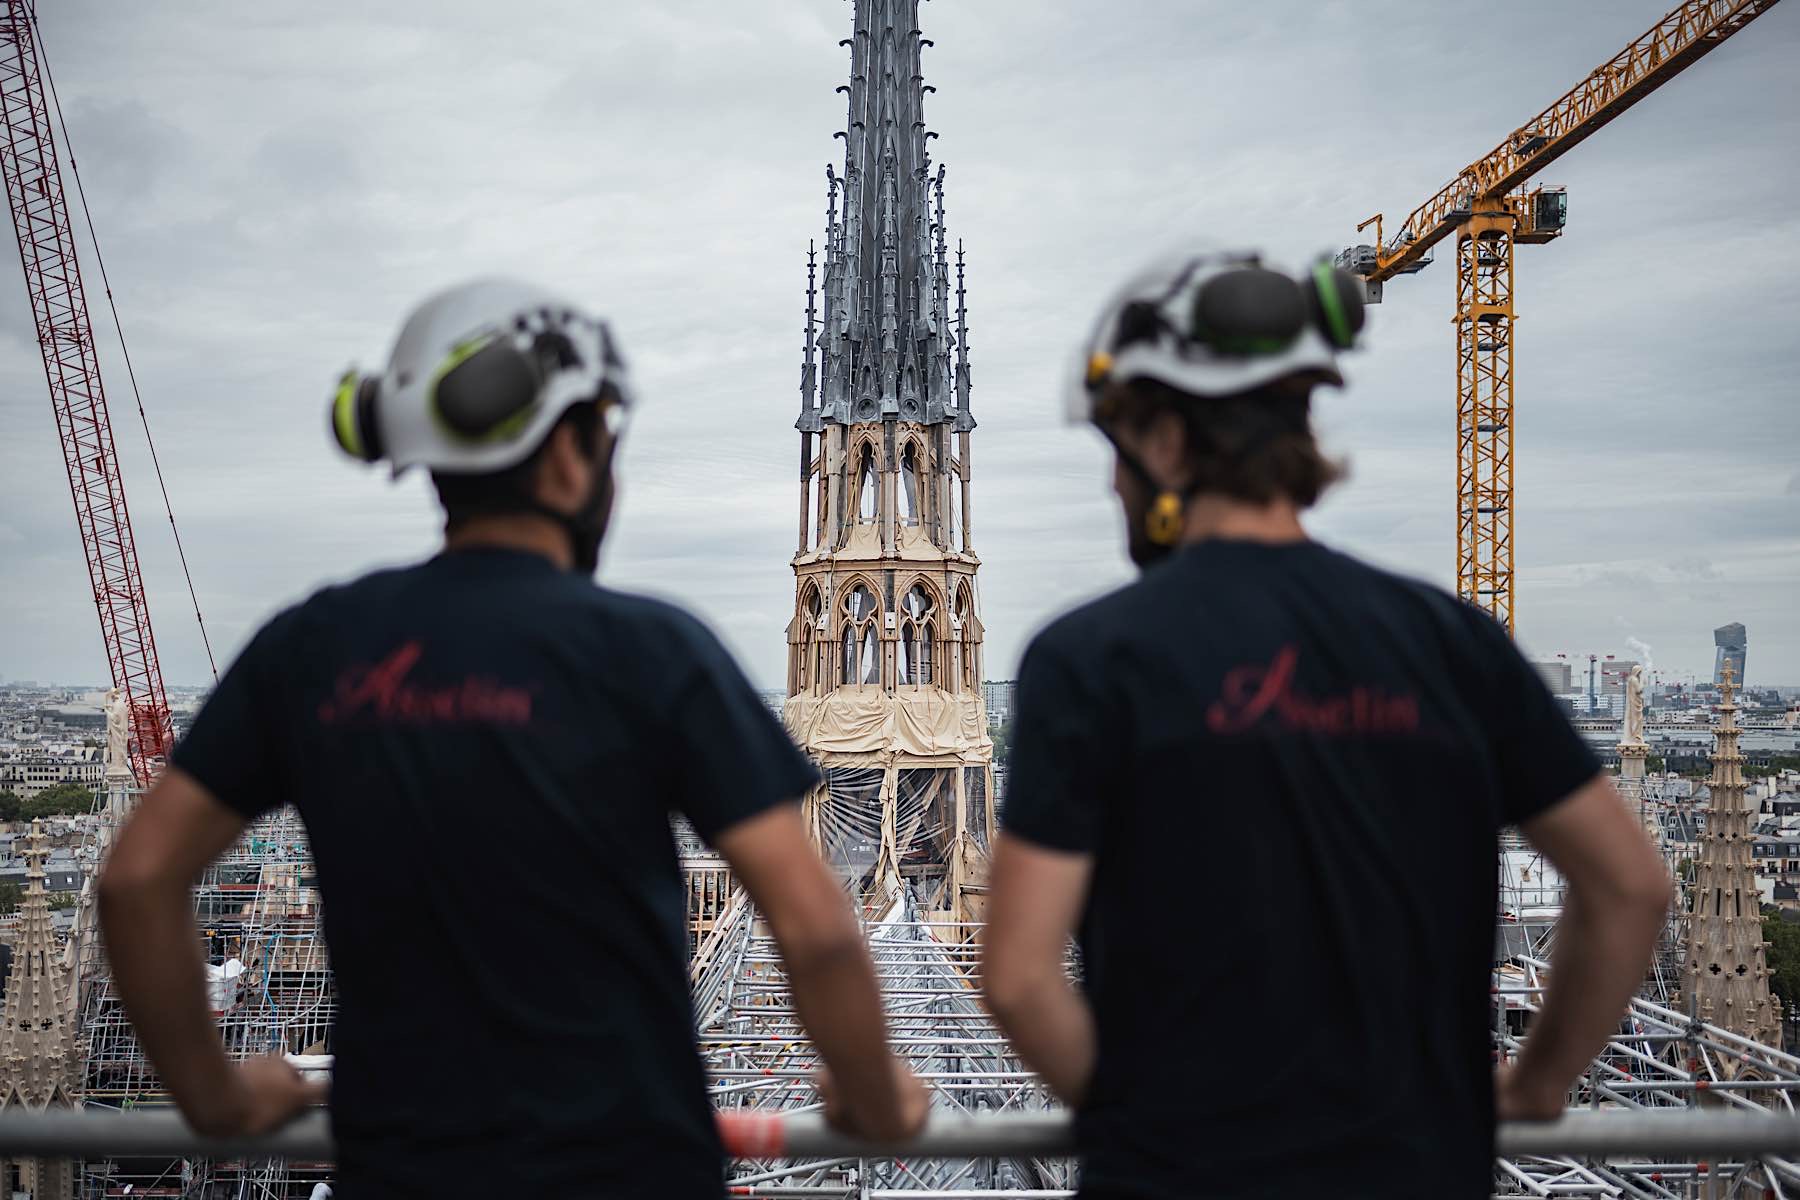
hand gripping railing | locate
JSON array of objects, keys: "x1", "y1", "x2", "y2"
[{"x1": 2, "y1": 1109, "x2": 1800, "y2": 1161}]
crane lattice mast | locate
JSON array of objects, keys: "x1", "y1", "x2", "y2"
[
  {"x1": 1, "y1": 2, "x2": 171, "y2": 781},
  {"x1": 1338, "y1": 0, "x2": 1783, "y2": 634}
]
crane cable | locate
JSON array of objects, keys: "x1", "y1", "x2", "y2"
[{"x1": 31, "y1": 7, "x2": 219, "y2": 683}]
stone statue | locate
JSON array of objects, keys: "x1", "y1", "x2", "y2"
[
  {"x1": 104, "y1": 687, "x2": 130, "y2": 777},
  {"x1": 1624, "y1": 665, "x2": 1647, "y2": 746}
]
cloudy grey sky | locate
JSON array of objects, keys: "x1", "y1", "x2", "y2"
[{"x1": 2, "y1": 1, "x2": 1796, "y2": 693}]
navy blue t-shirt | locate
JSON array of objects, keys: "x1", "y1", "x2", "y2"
[
  {"x1": 172, "y1": 547, "x2": 817, "y2": 1199},
  {"x1": 1003, "y1": 539, "x2": 1599, "y2": 1200}
]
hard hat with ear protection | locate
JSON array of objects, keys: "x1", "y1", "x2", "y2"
[
  {"x1": 330, "y1": 277, "x2": 634, "y2": 475},
  {"x1": 1068, "y1": 248, "x2": 1365, "y2": 549},
  {"x1": 1067, "y1": 248, "x2": 1363, "y2": 425}
]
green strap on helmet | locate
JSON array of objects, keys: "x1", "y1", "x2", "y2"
[{"x1": 1313, "y1": 260, "x2": 1354, "y2": 349}]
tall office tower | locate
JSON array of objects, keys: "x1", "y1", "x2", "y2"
[
  {"x1": 1714, "y1": 622, "x2": 1747, "y2": 687},
  {"x1": 1532, "y1": 660, "x2": 1574, "y2": 695}
]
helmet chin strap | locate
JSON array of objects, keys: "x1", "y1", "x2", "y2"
[
  {"x1": 1101, "y1": 428, "x2": 1193, "y2": 552},
  {"x1": 1098, "y1": 402, "x2": 1302, "y2": 555},
  {"x1": 539, "y1": 432, "x2": 618, "y2": 575},
  {"x1": 454, "y1": 430, "x2": 619, "y2": 574}
]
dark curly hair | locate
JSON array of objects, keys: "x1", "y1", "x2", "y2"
[{"x1": 1097, "y1": 375, "x2": 1345, "y2": 508}]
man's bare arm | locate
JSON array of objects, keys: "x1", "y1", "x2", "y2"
[
  {"x1": 714, "y1": 803, "x2": 926, "y2": 1140},
  {"x1": 1502, "y1": 774, "x2": 1672, "y2": 1119},
  {"x1": 980, "y1": 833, "x2": 1096, "y2": 1105},
  {"x1": 99, "y1": 768, "x2": 326, "y2": 1136}
]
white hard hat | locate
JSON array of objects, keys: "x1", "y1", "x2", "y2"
[
  {"x1": 330, "y1": 277, "x2": 633, "y2": 475},
  {"x1": 1066, "y1": 248, "x2": 1362, "y2": 423}
]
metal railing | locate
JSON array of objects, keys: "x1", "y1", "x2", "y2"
[{"x1": 2, "y1": 1108, "x2": 1800, "y2": 1162}]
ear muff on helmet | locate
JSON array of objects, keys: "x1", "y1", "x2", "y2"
[
  {"x1": 431, "y1": 334, "x2": 543, "y2": 443},
  {"x1": 1184, "y1": 262, "x2": 1365, "y2": 357},
  {"x1": 330, "y1": 370, "x2": 384, "y2": 462},
  {"x1": 1189, "y1": 266, "x2": 1309, "y2": 356},
  {"x1": 429, "y1": 327, "x2": 598, "y2": 444}
]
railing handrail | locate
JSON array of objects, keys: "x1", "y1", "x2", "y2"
[{"x1": 3, "y1": 1109, "x2": 1800, "y2": 1161}]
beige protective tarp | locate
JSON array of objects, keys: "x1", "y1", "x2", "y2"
[
  {"x1": 791, "y1": 523, "x2": 979, "y2": 567},
  {"x1": 785, "y1": 686, "x2": 992, "y2": 759}
]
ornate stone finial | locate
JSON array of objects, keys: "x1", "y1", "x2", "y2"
[{"x1": 798, "y1": 240, "x2": 824, "y2": 435}]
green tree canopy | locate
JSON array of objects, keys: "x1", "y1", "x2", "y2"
[
  {"x1": 1763, "y1": 910, "x2": 1800, "y2": 1018},
  {"x1": 0, "y1": 883, "x2": 78, "y2": 915},
  {"x1": 0, "y1": 790, "x2": 20, "y2": 822},
  {"x1": 20, "y1": 781, "x2": 96, "y2": 820}
]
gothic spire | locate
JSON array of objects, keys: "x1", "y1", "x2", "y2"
[
  {"x1": 0, "y1": 821, "x2": 83, "y2": 1200},
  {"x1": 806, "y1": 0, "x2": 970, "y2": 432},
  {"x1": 0, "y1": 821, "x2": 82, "y2": 1109},
  {"x1": 1680, "y1": 664, "x2": 1778, "y2": 1047}
]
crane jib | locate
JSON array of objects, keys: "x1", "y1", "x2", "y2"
[
  {"x1": 0, "y1": 3, "x2": 172, "y2": 783},
  {"x1": 1367, "y1": 0, "x2": 1783, "y2": 283}
]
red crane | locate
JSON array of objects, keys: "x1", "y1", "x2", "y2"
[{"x1": 1, "y1": 3, "x2": 171, "y2": 782}]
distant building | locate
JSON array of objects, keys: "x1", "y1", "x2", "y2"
[
  {"x1": 1716, "y1": 622, "x2": 1747, "y2": 686},
  {"x1": 0, "y1": 851, "x2": 82, "y2": 893},
  {"x1": 1601, "y1": 660, "x2": 1638, "y2": 697},
  {"x1": 981, "y1": 680, "x2": 1016, "y2": 728},
  {"x1": 0, "y1": 755, "x2": 101, "y2": 800},
  {"x1": 34, "y1": 702, "x2": 104, "y2": 732},
  {"x1": 1533, "y1": 661, "x2": 1573, "y2": 694},
  {"x1": 1755, "y1": 836, "x2": 1800, "y2": 909}
]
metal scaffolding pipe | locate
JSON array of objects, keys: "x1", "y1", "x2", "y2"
[{"x1": 2, "y1": 1108, "x2": 1799, "y2": 1162}]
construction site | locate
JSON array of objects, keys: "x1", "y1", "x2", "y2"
[{"x1": 1, "y1": 0, "x2": 1797, "y2": 1197}]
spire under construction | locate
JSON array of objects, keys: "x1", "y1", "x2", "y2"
[
  {"x1": 1679, "y1": 663, "x2": 1778, "y2": 1045},
  {"x1": 691, "y1": 9, "x2": 1065, "y2": 1196},
  {"x1": 784, "y1": 0, "x2": 992, "y2": 924}
]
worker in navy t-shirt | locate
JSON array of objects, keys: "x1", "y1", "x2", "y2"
[
  {"x1": 99, "y1": 279, "x2": 926, "y2": 1198},
  {"x1": 980, "y1": 250, "x2": 1671, "y2": 1198}
]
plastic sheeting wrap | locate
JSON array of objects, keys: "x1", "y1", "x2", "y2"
[
  {"x1": 784, "y1": 687, "x2": 991, "y2": 759},
  {"x1": 205, "y1": 958, "x2": 245, "y2": 1014},
  {"x1": 286, "y1": 1053, "x2": 334, "y2": 1084},
  {"x1": 965, "y1": 765, "x2": 990, "y2": 849},
  {"x1": 818, "y1": 767, "x2": 885, "y2": 887},
  {"x1": 815, "y1": 766, "x2": 958, "y2": 889}
]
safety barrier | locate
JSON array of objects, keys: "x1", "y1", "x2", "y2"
[{"x1": 2, "y1": 1108, "x2": 1800, "y2": 1161}]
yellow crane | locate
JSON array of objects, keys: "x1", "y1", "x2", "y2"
[{"x1": 1337, "y1": 0, "x2": 1783, "y2": 634}]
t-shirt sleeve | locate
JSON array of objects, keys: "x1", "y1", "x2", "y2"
[
  {"x1": 663, "y1": 619, "x2": 819, "y2": 846},
  {"x1": 1001, "y1": 628, "x2": 1109, "y2": 854},
  {"x1": 1477, "y1": 614, "x2": 1601, "y2": 825},
  {"x1": 169, "y1": 613, "x2": 294, "y2": 821}
]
